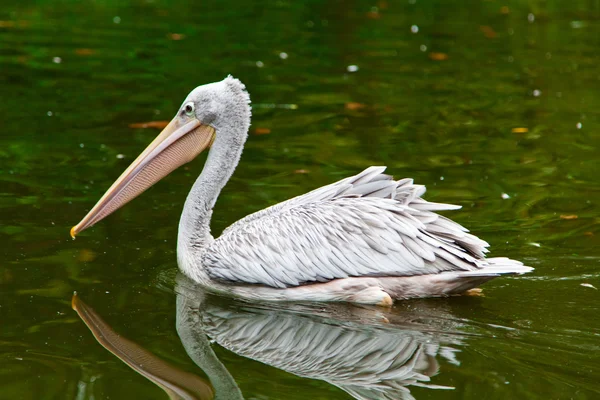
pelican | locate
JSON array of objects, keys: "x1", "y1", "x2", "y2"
[{"x1": 71, "y1": 76, "x2": 532, "y2": 305}]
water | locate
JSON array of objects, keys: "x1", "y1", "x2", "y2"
[{"x1": 1, "y1": 1, "x2": 599, "y2": 398}]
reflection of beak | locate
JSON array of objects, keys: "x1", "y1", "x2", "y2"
[
  {"x1": 71, "y1": 117, "x2": 215, "y2": 238},
  {"x1": 72, "y1": 293, "x2": 215, "y2": 399}
]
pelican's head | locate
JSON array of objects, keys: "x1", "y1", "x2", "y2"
[{"x1": 70, "y1": 76, "x2": 250, "y2": 238}]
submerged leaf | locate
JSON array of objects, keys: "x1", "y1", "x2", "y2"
[
  {"x1": 168, "y1": 33, "x2": 186, "y2": 40},
  {"x1": 129, "y1": 121, "x2": 170, "y2": 129},
  {"x1": 345, "y1": 102, "x2": 366, "y2": 110},
  {"x1": 480, "y1": 26, "x2": 497, "y2": 39},
  {"x1": 75, "y1": 48, "x2": 95, "y2": 56},
  {"x1": 254, "y1": 127, "x2": 271, "y2": 135},
  {"x1": 429, "y1": 52, "x2": 448, "y2": 61},
  {"x1": 560, "y1": 215, "x2": 578, "y2": 220},
  {"x1": 512, "y1": 127, "x2": 529, "y2": 133}
]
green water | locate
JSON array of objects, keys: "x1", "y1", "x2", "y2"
[{"x1": 2, "y1": 0, "x2": 600, "y2": 398}]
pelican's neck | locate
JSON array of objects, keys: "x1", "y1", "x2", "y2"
[
  {"x1": 177, "y1": 103, "x2": 250, "y2": 283},
  {"x1": 178, "y1": 133, "x2": 242, "y2": 247}
]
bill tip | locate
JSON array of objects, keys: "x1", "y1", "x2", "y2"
[{"x1": 71, "y1": 291, "x2": 78, "y2": 310}]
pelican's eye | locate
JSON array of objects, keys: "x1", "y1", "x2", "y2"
[{"x1": 184, "y1": 102, "x2": 195, "y2": 116}]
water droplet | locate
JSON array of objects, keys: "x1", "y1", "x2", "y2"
[
  {"x1": 113, "y1": 16, "x2": 121, "y2": 24},
  {"x1": 420, "y1": 44, "x2": 427, "y2": 52},
  {"x1": 508, "y1": 56, "x2": 514, "y2": 63},
  {"x1": 279, "y1": 52, "x2": 288, "y2": 60},
  {"x1": 570, "y1": 20, "x2": 585, "y2": 29},
  {"x1": 79, "y1": 143, "x2": 84, "y2": 148},
  {"x1": 501, "y1": 193, "x2": 510, "y2": 199},
  {"x1": 527, "y1": 13, "x2": 535, "y2": 23},
  {"x1": 439, "y1": 176, "x2": 444, "y2": 181},
  {"x1": 116, "y1": 154, "x2": 125, "y2": 159},
  {"x1": 347, "y1": 65, "x2": 359, "y2": 72},
  {"x1": 47, "y1": 111, "x2": 53, "y2": 116},
  {"x1": 52, "y1": 57, "x2": 62, "y2": 64},
  {"x1": 581, "y1": 283, "x2": 597, "y2": 290},
  {"x1": 256, "y1": 61, "x2": 264, "y2": 68},
  {"x1": 410, "y1": 25, "x2": 419, "y2": 33},
  {"x1": 576, "y1": 122, "x2": 582, "y2": 129},
  {"x1": 533, "y1": 89, "x2": 541, "y2": 97}
]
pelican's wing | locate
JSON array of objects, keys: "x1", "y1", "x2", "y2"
[
  {"x1": 205, "y1": 166, "x2": 492, "y2": 288},
  {"x1": 220, "y1": 166, "x2": 398, "y2": 236}
]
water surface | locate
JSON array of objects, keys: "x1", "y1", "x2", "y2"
[{"x1": 1, "y1": 1, "x2": 599, "y2": 399}]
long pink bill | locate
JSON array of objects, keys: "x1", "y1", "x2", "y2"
[{"x1": 71, "y1": 118, "x2": 215, "y2": 238}]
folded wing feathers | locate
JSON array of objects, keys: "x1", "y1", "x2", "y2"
[
  {"x1": 206, "y1": 166, "x2": 527, "y2": 287},
  {"x1": 348, "y1": 166, "x2": 388, "y2": 185}
]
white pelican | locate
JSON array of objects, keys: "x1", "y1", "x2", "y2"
[{"x1": 71, "y1": 76, "x2": 532, "y2": 305}]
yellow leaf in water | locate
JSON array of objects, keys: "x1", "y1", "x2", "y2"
[
  {"x1": 511, "y1": 127, "x2": 529, "y2": 133},
  {"x1": 428, "y1": 52, "x2": 448, "y2": 61},
  {"x1": 168, "y1": 33, "x2": 185, "y2": 40},
  {"x1": 345, "y1": 102, "x2": 365, "y2": 110},
  {"x1": 480, "y1": 26, "x2": 497, "y2": 39},
  {"x1": 129, "y1": 121, "x2": 170, "y2": 129},
  {"x1": 560, "y1": 215, "x2": 578, "y2": 220},
  {"x1": 0, "y1": 20, "x2": 28, "y2": 28},
  {"x1": 254, "y1": 127, "x2": 271, "y2": 135},
  {"x1": 75, "y1": 48, "x2": 95, "y2": 56}
]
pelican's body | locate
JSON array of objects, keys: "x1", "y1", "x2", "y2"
[{"x1": 72, "y1": 76, "x2": 532, "y2": 305}]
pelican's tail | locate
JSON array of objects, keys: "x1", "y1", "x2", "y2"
[
  {"x1": 459, "y1": 258, "x2": 534, "y2": 278},
  {"x1": 424, "y1": 258, "x2": 533, "y2": 296}
]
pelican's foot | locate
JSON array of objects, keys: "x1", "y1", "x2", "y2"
[
  {"x1": 463, "y1": 288, "x2": 484, "y2": 297},
  {"x1": 376, "y1": 293, "x2": 394, "y2": 307},
  {"x1": 347, "y1": 284, "x2": 394, "y2": 306}
]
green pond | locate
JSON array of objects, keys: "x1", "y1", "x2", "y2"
[{"x1": 2, "y1": 0, "x2": 600, "y2": 398}]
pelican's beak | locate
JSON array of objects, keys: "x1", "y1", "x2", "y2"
[{"x1": 71, "y1": 116, "x2": 215, "y2": 238}]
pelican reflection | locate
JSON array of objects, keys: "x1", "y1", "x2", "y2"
[
  {"x1": 73, "y1": 276, "x2": 468, "y2": 400},
  {"x1": 176, "y1": 274, "x2": 465, "y2": 400}
]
